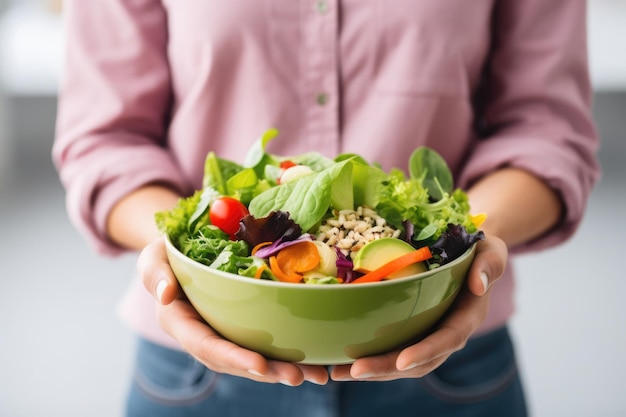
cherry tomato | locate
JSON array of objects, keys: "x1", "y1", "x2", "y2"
[
  {"x1": 209, "y1": 197, "x2": 249, "y2": 240},
  {"x1": 279, "y1": 160, "x2": 297, "y2": 169},
  {"x1": 277, "y1": 160, "x2": 298, "y2": 184}
]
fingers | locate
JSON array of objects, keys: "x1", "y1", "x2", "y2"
[
  {"x1": 331, "y1": 289, "x2": 490, "y2": 382},
  {"x1": 156, "y1": 299, "x2": 272, "y2": 381},
  {"x1": 322, "y1": 237, "x2": 509, "y2": 383},
  {"x1": 395, "y1": 312, "x2": 477, "y2": 374},
  {"x1": 396, "y1": 290, "x2": 488, "y2": 374},
  {"x1": 156, "y1": 297, "x2": 328, "y2": 386},
  {"x1": 138, "y1": 238, "x2": 330, "y2": 386},
  {"x1": 467, "y1": 234, "x2": 508, "y2": 296},
  {"x1": 137, "y1": 238, "x2": 180, "y2": 305},
  {"x1": 296, "y1": 365, "x2": 330, "y2": 385},
  {"x1": 335, "y1": 350, "x2": 402, "y2": 381}
]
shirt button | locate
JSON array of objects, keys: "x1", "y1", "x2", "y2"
[
  {"x1": 316, "y1": 93, "x2": 329, "y2": 106},
  {"x1": 315, "y1": 1, "x2": 328, "y2": 14}
]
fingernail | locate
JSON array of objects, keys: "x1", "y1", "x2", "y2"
[
  {"x1": 248, "y1": 369, "x2": 264, "y2": 377},
  {"x1": 279, "y1": 380, "x2": 295, "y2": 386},
  {"x1": 480, "y1": 271, "x2": 489, "y2": 294},
  {"x1": 398, "y1": 362, "x2": 418, "y2": 372},
  {"x1": 306, "y1": 378, "x2": 326, "y2": 385},
  {"x1": 156, "y1": 280, "x2": 168, "y2": 304},
  {"x1": 353, "y1": 372, "x2": 375, "y2": 379}
]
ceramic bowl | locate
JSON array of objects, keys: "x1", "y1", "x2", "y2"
[{"x1": 165, "y1": 235, "x2": 476, "y2": 365}]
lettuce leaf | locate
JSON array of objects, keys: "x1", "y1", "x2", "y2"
[
  {"x1": 429, "y1": 223, "x2": 485, "y2": 266},
  {"x1": 155, "y1": 191, "x2": 202, "y2": 249},
  {"x1": 181, "y1": 225, "x2": 249, "y2": 269},
  {"x1": 248, "y1": 159, "x2": 354, "y2": 232},
  {"x1": 235, "y1": 210, "x2": 302, "y2": 249}
]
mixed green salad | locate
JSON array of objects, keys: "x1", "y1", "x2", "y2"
[{"x1": 156, "y1": 129, "x2": 485, "y2": 284}]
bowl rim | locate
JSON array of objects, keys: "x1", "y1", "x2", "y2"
[{"x1": 164, "y1": 234, "x2": 476, "y2": 290}]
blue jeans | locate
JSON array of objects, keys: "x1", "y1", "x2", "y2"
[{"x1": 125, "y1": 326, "x2": 527, "y2": 417}]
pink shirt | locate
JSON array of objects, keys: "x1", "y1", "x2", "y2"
[{"x1": 53, "y1": 0, "x2": 600, "y2": 349}]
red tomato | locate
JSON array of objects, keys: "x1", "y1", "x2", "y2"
[
  {"x1": 277, "y1": 160, "x2": 298, "y2": 184},
  {"x1": 279, "y1": 160, "x2": 297, "y2": 169},
  {"x1": 209, "y1": 197, "x2": 249, "y2": 240}
]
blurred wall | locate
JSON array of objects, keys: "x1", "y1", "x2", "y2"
[
  {"x1": 0, "y1": 0, "x2": 62, "y2": 191},
  {"x1": 0, "y1": 91, "x2": 9, "y2": 191},
  {"x1": 0, "y1": 0, "x2": 11, "y2": 191}
]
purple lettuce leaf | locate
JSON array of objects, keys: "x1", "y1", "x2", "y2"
[
  {"x1": 429, "y1": 223, "x2": 484, "y2": 266},
  {"x1": 234, "y1": 210, "x2": 302, "y2": 249}
]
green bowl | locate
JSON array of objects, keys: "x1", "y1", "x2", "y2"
[{"x1": 165, "y1": 235, "x2": 476, "y2": 365}]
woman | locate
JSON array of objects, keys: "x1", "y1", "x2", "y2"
[{"x1": 53, "y1": 1, "x2": 600, "y2": 416}]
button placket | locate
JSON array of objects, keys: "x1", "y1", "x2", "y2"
[
  {"x1": 314, "y1": 0, "x2": 332, "y2": 109},
  {"x1": 300, "y1": 0, "x2": 340, "y2": 152}
]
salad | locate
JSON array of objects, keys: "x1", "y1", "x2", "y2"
[{"x1": 156, "y1": 129, "x2": 485, "y2": 284}]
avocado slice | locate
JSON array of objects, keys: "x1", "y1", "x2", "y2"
[{"x1": 352, "y1": 238, "x2": 428, "y2": 279}]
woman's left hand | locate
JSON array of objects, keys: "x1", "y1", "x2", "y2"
[{"x1": 330, "y1": 233, "x2": 508, "y2": 381}]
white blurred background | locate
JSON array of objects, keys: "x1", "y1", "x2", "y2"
[{"x1": 0, "y1": 1, "x2": 624, "y2": 416}]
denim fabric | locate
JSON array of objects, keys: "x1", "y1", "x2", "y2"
[{"x1": 125, "y1": 326, "x2": 527, "y2": 417}]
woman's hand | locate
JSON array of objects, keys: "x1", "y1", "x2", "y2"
[
  {"x1": 138, "y1": 238, "x2": 330, "y2": 386},
  {"x1": 329, "y1": 234, "x2": 508, "y2": 381}
]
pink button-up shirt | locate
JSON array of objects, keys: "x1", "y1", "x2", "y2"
[{"x1": 53, "y1": 0, "x2": 600, "y2": 349}]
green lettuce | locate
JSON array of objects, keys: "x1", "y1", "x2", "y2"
[{"x1": 375, "y1": 148, "x2": 476, "y2": 243}]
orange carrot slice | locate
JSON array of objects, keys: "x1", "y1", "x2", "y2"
[
  {"x1": 275, "y1": 241, "x2": 320, "y2": 274},
  {"x1": 251, "y1": 241, "x2": 273, "y2": 256},
  {"x1": 268, "y1": 241, "x2": 321, "y2": 283},
  {"x1": 269, "y1": 256, "x2": 303, "y2": 283},
  {"x1": 254, "y1": 264, "x2": 268, "y2": 279},
  {"x1": 350, "y1": 246, "x2": 433, "y2": 284}
]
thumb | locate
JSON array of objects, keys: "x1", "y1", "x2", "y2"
[
  {"x1": 467, "y1": 234, "x2": 508, "y2": 296},
  {"x1": 137, "y1": 238, "x2": 180, "y2": 305}
]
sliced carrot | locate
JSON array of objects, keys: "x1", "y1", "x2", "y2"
[
  {"x1": 254, "y1": 264, "x2": 268, "y2": 279},
  {"x1": 275, "y1": 241, "x2": 320, "y2": 274},
  {"x1": 350, "y1": 246, "x2": 433, "y2": 284},
  {"x1": 251, "y1": 241, "x2": 273, "y2": 256},
  {"x1": 268, "y1": 241, "x2": 321, "y2": 283},
  {"x1": 269, "y1": 256, "x2": 303, "y2": 283}
]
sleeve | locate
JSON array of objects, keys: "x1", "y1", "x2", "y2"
[
  {"x1": 459, "y1": 0, "x2": 601, "y2": 254},
  {"x1": 52, "y1": 0, "x2": 191, "y2": 256}
]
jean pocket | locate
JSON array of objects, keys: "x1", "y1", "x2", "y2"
[
  {"x1": 133, "y1": 339, "x2": 220, "y2": 407},
  {"x1": 420, "y1": 327, "x2": 520, "y2": 404}
]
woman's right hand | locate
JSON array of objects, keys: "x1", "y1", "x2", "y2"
[{"x1": 137, "y1": 238, "x2": 329, "y2": 386}]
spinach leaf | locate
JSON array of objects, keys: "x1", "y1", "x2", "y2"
[
  {"x1": 248, "y1": 159, "x2": 353, "y2": 232},
  {"x1": 243, "y1": 128, "x2": 279, "y2": 177},
  {"x1": 226, "y1": 168, "x2": 259, "y2": 205},
  {"x1": 291, "y1": 152, "x2": 336, "y2": 172},
  {"x1": 335, "y1": 153, "x2": 369, "y2": 165},
  {"x1": 203, "y1": 152, "x2": 244, "y2": 194},
  {"x1": 409, "y1": 147, "x2": 453, "y2": 201},
  {"x1": 351, "y1": 162, "x2": 388, "y2": 209}
]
